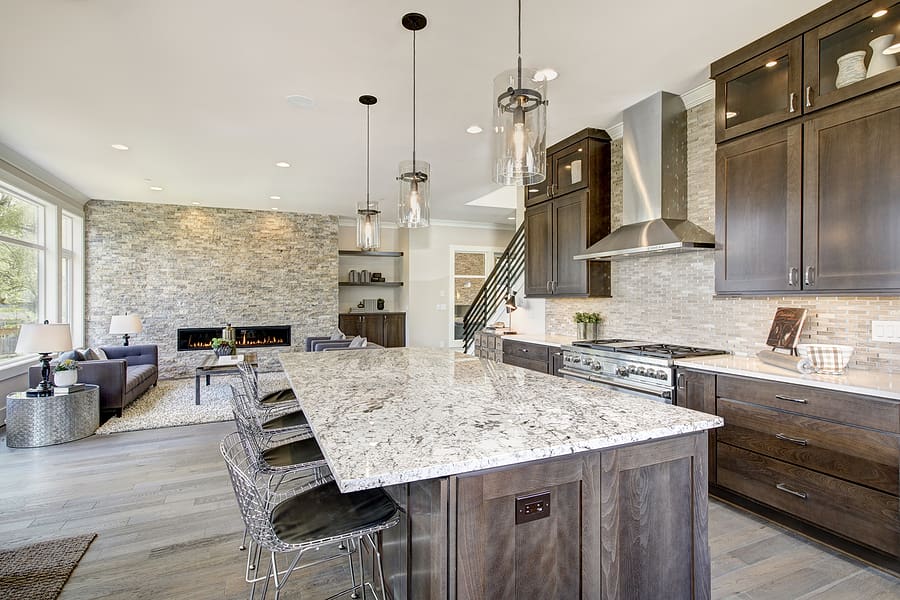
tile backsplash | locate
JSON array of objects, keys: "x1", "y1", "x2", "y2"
[{"x1": 545, "y1": 100, "x2": 900, "y2": 371}]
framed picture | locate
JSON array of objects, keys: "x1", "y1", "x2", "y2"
[{"x1": 766, "y1": 307, "x2": 808, "y2": 352}]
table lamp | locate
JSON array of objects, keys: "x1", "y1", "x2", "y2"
[
  {"x1": 109, "y1": 314, "x2": 142, "y2": 346},
  {"x1": 15, "y1": 321, "x2": 74, "y2": 397}
]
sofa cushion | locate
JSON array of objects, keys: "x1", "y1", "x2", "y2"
[
  {"x1": 59, "y1": 349, "x2": 87, "y2": 362},
  {"x1": 125, "y1": 364, "x2": 157, "y2": 393}
]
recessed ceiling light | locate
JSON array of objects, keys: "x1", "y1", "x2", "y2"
[
  {"x1": 507, "y1": 216, "x2": 516, "y2": 220},
  {"x1": 726, "y1": 111, "x2": 738, "y2": 119},
  {"x1": 285, "y1": 94, "x2": 315, "y2": 108},
  {"x1": 533, "y1": 68, "x2": 558, "y2": 82},
  {"x1": 466, "y1": 125, "x2": 483, "y2": 134},
  {"x1": 885, "y1": 42, "x2": 900, "y2": 55},
  {"x1": 872, "y1": 9, "x2": 888, "y2": 18},
  {"x1": 271, "y1": 207, "x2": 279, "y2": 211},
  {"x1": 149, "y1": 186, "x2": 163, "y2": 191},
  {"x1": 111, "y1": 144, "x2": 129, "y2": 151},
  {"x1": 192, "y1": 202, "x2": 200, "y2": 205},
  {"x1": 269, "y1": 195, "x2": 281, "y2": 200},
  {"x1": 275, "y1": 161, "x2": 291, "y2": 168}
]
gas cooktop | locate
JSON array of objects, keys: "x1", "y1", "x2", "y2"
[{"x1": 571, "y1": 339, "x2": 726, "y2": 359}]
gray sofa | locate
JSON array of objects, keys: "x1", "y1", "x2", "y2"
[{"x1": 29, "y1": 345, "x2": 158, "y2": 417}]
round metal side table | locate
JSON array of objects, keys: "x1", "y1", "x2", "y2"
[{"x1": 6, "y1": 384, "x2": 100, "y2": 448}]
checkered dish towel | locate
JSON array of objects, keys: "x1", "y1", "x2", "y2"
[{"x1": 805, "y1": 346, "x2": 846, "y2": 374}]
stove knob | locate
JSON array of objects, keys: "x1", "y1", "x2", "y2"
[
  {"x1": 573, "y1": 356, "x2": 581, "y2": 364},
  {"x1": 617, "y1": 366, "x2": 629, "y2": 376},
  {"x1": 657, "y1": 371, "x2": 668, "y2": 380},
  {"x1": 627, "y1": 365, "x2": 637, "y2": 374},
  {"x1": 592, "y1": 363, "x2": 603, "y2": 371},
  {"x1": 637, "y1": 367, "x2": 647, "y2": 376}
]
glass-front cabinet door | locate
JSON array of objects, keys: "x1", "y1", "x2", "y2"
[
  {"x1": 551, "y1": 141, "x2": 589, "y2": 197},
  {"x1": 804, "y1": 1, "x2": 900, "y2": 112},
  {"x1": 715, "y1": 38, "x2": 803, "y2": 143},
  {"x1": 524, "y1": 176, "x2": 549, "y2": 207}
]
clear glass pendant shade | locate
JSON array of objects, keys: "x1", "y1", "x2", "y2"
[
  {"x1": 492, "y1": 67, "x2": 547, "y2": 186},
  {"x1": 398, "y1": 160, "x2": 430, "y2": 227},
  {"x1": 356, "y1": 201, "x2": 381, "y2": 251}
]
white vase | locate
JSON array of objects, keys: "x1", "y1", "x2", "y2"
[
  {"x1": 867, "y1": 34, "x2": 897, "y2": 78},
  {"x1": 54, "y1": 369, "x2": 78, "y2": 387},
  {"x1": 835, "y1": 51, "x2": 867, "y2": 88}
]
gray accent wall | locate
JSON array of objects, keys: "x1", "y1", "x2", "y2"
[
  {"x1": 546, "y1": 100, "x2": 900, "y2": 372},
  {"x1": 85, "y1": 201, "x2": 338, "y2": 378}
]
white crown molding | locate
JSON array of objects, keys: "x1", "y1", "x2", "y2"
[
  {"x1": 603, "y1": 81, "x2": 716, "y2": 140},
  {"x1": 338, "y1": 216, "x2": 513, "y2": 231}
]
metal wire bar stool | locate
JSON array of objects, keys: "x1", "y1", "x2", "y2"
[
  {"x1": 221, "y1": 432, "x2": 400, "y2": 600},
  {"x1": 237, "y1": 361, "x2": 297, "y2": 418},
  {"x1": 230, "y1": 384, "x2": 311, "y2": 439}
]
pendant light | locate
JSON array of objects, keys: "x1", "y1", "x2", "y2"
[
  {"x1": 493, "y1": 0, "x2": 548, "y2": 186},
  {"x1": 356, "y1": 95, "x2": 381, "y2": 251},
  {"x1": 398, "y1": 12, "x2": 430, "y2": 228}
]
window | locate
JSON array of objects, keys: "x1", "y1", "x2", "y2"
[
  {"x1": 0, "y1": 184, "x2": 84, "y2": 363},
  {"x1": 450, "y1": 249, "x2": 505, "y2": 345}
]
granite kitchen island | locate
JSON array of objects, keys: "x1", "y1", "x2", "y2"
[{"x1": 280, "y1": 348, "x2": 723, "y2": 600}]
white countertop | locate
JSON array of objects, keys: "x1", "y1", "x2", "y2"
[
  {"x1": 675, "y1": 355, "x2": 900, "y2": 401},
  {"x1": 499, "y1": 333, "x2": 573, "y2": 347},
  {"x1": 281, "y1": 348, "x2": 722, "y2": 492}
]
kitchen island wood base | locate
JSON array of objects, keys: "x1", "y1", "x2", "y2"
[{"x1": 379, "y1": 432, "x2": 710, "y2": 600}]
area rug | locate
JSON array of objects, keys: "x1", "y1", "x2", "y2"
[
  {"x1": 0, "y1": 533, "x2": 96, "y2": 600},
  {"x1": 95, "y1": 372, "x2": 290, "y2": 434}
]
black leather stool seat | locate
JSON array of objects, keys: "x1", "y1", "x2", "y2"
[
  {"x1": 262, "y1": 438, "x2": 324, "y2": 468},
  {"x1": 271, "y1": 482, "x2": 398, "y2": 545},
  {"x1": 262, "y1": 410, "x2": 308, "y2": 430},
  {"x1": 261, "y1": 388, "x2": 296, "y2": 404}
]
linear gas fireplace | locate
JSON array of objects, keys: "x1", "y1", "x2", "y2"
[{"x1": 177, "y1": 326, "x2": 291, "y2": 351}]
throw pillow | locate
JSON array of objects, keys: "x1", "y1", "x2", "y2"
[
  {"x1": 59, "y1": 349, "x2": 87, "y2": 361},
  {"x1": 330, "y1": 328, "x2": 346, "y2": 340},
  {"x1": 82, "y1": 348, "x2": 100, "y2": 361},
  {"x1": 348, "y1": 335, "x2": 367, "y2": 348},
  {"x1": 95, "y1": 347, "x2": 108, "y2": 360}
]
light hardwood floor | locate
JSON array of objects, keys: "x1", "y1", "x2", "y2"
[{"x1": 0, "y1": 421, "x2": 897, "y2": 599}]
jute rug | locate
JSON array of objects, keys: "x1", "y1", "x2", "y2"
[
  {"x1": 95, "y1": 372, "x2": 290, "y2": 435},
  {"x1": 0, "y1": 533, "x2": 96, "y2": 600}
]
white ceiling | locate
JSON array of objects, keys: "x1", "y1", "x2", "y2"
[{"x1": 0, "y1": 0, "x2": 829, "y2": 224}]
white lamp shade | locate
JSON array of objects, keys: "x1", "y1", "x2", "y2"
[
  {"x1": 109, "y1": 314, "x2": 143, "y2": 335},
  {"x1": 15, "y1": 323, "x2": 74, "y2": 354}
]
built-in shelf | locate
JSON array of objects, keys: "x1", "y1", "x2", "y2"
[
  {"x1": 339, "y1": 282, "x2": 404, "y2": 287},
  {"x1": 338, "y1": 250, "x2": 404, "y2": 257}
]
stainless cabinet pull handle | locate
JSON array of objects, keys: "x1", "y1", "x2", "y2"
[
  {"x1": 804, "y1": 266, "x2": 815, "y2": 286},
  {"x1": 775, "y1": 394, "x2": 808, "y2": 404},
  {"x1": 789, "y1": 92, "x2": 796, "y2": 113},
  {"x1": 788, "y1": 267, "x2": 798, "y2": 287},
  {"x1": 805, "y1": 86, "x2": 813, "y2": 108},
  {"x1": 775, "y1": 433, "x2": 808, "y2": 446},
  {"x1": 676, "y1": 373, "x2": 685, "y2": 390},
  {"x1": 776, "y1": 483, "x2": 808, "y2": 499},
  {"x1": 546, "y1": 281, "x2": 551, "y2": 294}
]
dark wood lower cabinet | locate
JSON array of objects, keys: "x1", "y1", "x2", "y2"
[
  {"x1": 378, "y1": 433, "x2": 711, "y2": 599},
  {"x1": 337, "y1": 312, "x2": 405, "y2": 347},
  {"x1": 501, "y1": 339, "x2": 561, "y2": 376},
  {"x1": 676, "y1": 369, "x2": 718, "y2": 485}
]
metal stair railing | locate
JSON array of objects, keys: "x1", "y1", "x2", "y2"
[{"x1": 461, "y1": 223, "x2": 525, "y2": 353}]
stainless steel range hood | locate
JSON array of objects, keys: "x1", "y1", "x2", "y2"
[{"x1": 574, "y1": 91, "x2": 715, "y2": 260}]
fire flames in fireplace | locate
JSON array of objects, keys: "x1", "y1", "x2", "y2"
[{"x1": 176, "y1": 326, "x2": 291, "y2": 351}]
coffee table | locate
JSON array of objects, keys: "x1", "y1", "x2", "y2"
[{"x1": 194, "y1": 352, "x2": 258, "y2": 405}]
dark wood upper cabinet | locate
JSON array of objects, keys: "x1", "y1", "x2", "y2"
[
  {"x1": 715, "y1": 123, "x2": 802, "y2": 294},
  {"x1": 803, "y1": 1, "x2": 900, "y2": 113},
  {"x1": 715, "y1": 38, "x2": 803, "y2": 143},
  {"x1": 524, "y1": 128, "x2": 611, "y2": 298},
  {"x1": 803, "y1": 86, "x2": 900, "y2": 291}
]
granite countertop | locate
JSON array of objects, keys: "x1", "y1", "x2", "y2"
[
  {"x1": 675, "y1": 355, "x2": 900, "y2": 401},
  {"x1": 499, "y1": 333, "x2": 573, "y2": 347},
  {"x1": 280, "y1": 348, "x2": 722, "y2": 492}
]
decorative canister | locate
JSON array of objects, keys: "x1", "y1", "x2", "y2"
[
  {"x1": 835, "y1": 50, "x2": 867, "y2": 88},
  {"x1": 576, "y1": 322, "x2": 601, "y2": 340},
  {"x1": 867, "y1": 34, "x2": 897, "y2": 78}
]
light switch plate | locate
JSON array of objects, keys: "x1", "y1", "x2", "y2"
[{"x1": 872, "y1": 320, "x2": 900, "y2": 342}]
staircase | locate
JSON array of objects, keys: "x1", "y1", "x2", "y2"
[{"x1": 461, "y1": 224, "x2": 525, "y2": 353}]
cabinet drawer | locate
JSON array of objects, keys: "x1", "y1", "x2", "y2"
[
  {"x1": 502, "y1": 354, "x2": 550, "y2": 374},
  {"x1": 718, "y1": 443, "x2": 899, "y2": 557},
  {"x1": 718, "y1": 398, "x2": 899, "y2": 495},
  {"x1": 502, "y1": 340, "x2": 550, "y2": 363},
  {"x1": 717, "y1": 375, "x2": 900, "y2": 433}
]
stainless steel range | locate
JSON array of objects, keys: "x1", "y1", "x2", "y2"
[{"x1": 559, "y1": 339, "x2": 728, "y2": 404}]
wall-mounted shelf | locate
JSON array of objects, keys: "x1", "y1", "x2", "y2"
[
  {"x1": 338, "y1": 250, "x2": 404, "y2": 257},
  {"x1": 339, "y1": 282, "x2": 404, "y2": 287}
]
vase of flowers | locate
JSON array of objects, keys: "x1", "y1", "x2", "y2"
[
  {"x1": 574, "y1": 312, "x2": 603, "y2": 340},
  {"x1": 53, "y1": 359, "x2": 79, "y2": 386},
  {"x1": 211, "y1": 337, "x2": 236, "y2": 356}
]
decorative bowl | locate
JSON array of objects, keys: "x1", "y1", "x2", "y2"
[{"x1": 796, "y1": 344, "x2": 854, "y2": 374}]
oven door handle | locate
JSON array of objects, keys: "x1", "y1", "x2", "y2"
[
  {"x1": 587, "y1": 374, "x2": 673, "y2": 400},
  {"x1": 558, "y1": 367, "x2": 591, "y2": 381}
]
